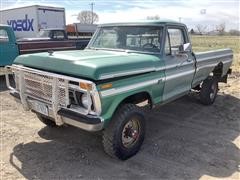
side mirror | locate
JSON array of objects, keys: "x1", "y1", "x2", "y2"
[{"x1": 179, "y1": 43, "x2": 191, "y2": 53}]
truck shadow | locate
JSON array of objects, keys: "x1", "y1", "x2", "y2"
[{"x1": 10, "y1": 93, "x2": 240, "y2": 179}]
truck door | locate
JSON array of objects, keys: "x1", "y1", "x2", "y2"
[
  {"x1": 162, "y1": 27, "x2": 195, "y2": 101},
  {"x1": 0, "y1": 27, "x2": 19, "y2": 66}
]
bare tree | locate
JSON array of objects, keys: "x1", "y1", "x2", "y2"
[
  {"x1": 77, "y1": 10, "x2": 99, "y2": 24},
  {"x1": 216, "y1": 22, "x2": 226, "y2": 35},
  {"x1": 147, "y1": 15, "x2": 160, "y2": 20},
  {"x1": 196, "y1": 24, "x2": 207, "y2": 35}
]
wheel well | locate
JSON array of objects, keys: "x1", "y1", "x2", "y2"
[
  {"x1": 212, "y1": 62, "x2": 223, "y2": 78},
  {"x1": 120, "y1": 92, "x2": 153, "y2": 108}
]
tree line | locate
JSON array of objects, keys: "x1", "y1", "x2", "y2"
[{"x1": 192, "y1": 23, "x2": 240, "y2": 36}]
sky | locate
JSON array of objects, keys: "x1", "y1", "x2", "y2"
[{"x1": 0, "y1": 0, "x2": 239, "y2": 31}]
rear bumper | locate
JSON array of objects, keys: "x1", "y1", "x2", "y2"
[{"x1": 10, "y1": 91, "x2": 104, "y2": 132}]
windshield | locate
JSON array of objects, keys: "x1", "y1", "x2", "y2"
[
  {"x1": 89, "y1": 26, "x2": 163, "y2": 53},
  {"x1": 37, "y1": 30, "x2": 50, "y2": 38}
]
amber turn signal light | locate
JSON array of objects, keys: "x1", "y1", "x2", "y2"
[
  {"x1": 100, "y1": 83, "x2": 113, "y2": 89},
  {"x1": 79, "y1": 82, "x2": 92, "y2": 90}
]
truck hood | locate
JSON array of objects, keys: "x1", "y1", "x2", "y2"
[{"x1": 13, "y1": 49, "x2": 160, "y2": 81}]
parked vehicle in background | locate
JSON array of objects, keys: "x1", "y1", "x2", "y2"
[
  {"x1": 6, "y1": 20, "x2": 233, "y2": 160},
  {"x1": 18, "y1": 28, "x2": 91, "y2": 54},
  {"x1": 0, "y1": 5, "x2": 66, "y2": 39},
  {"x1": 0, "y1": 25, "x2": 90, "y2": 73},
  {"x1": 66, "y1": 23, "x2": 97, "y2": 36}
]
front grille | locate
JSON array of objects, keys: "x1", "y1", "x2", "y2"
[{"x1": 14, "y1": 70, "x2": 68, "y2": 106}]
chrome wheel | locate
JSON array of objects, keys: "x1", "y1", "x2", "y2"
[{"x1": 121, "y1": 118, "x2": 141, "y2": 148}]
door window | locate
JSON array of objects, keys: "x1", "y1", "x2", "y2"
[
  {"x1": 53, "y1": 31, "x2": 65, "y2": 39},
  {"x1": 165, "y1": 28, "x2": 185, "y2": 55},
  {"x1": 0, "y1": 29, "x2": 9, "y2": 42}
]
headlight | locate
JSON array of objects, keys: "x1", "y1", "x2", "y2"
[
  {"x1": 81, "y1": 93, "x2": 89, "y2": 108},
  {"x1": 74, "y1": 91, "x2": 91, "y2": 109}
]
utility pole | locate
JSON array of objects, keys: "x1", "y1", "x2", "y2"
[
  {"x1": 90, "y1": 2, "x2": 95, "y2": 24},
  {"x1": 179, "y1": 17, "x2": 182, "y2": 23}
]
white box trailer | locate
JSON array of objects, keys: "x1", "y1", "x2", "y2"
[
  {"x1": 75, "y1": 24, "x2": 97, "y2": 34},
  {"x1": 0, "y1": 5, "x2": 66, "y2": 38}
]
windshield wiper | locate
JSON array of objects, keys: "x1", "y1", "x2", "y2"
[{"x1": 89, "y1": 47, "x2": 128, "y2": 52}]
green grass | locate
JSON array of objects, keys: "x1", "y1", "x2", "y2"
[{"x1": 191, "y1": 35, "x2": 240, "y2": 72}]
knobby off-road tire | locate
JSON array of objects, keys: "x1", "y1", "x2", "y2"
[
  {"x1": 103, "y1": 104, "x2": 146, "y2": 160},
  {"x1": 36, "y1": 114, "x2": 57, "y2": 127},
  {"x1": 200, "y1": 77, "x2": 219, "y2": 105}
]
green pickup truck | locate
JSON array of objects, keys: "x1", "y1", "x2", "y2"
[{"x1": 6, "y1": 20, "x2": 233, "y2": 160}]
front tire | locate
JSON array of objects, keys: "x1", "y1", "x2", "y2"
[
  {"x1": 103, "y1": 104, "x2": 146, "y2": 160},
  {"x1": 200, "y1": 77, "x2": 218, "y2": 105}
]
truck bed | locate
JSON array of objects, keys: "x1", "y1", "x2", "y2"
[{"x1": 193, "y1": 48, "x2": 233, "y2": 87}]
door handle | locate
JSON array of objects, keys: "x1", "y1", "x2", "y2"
[{"x1": 177, "y1": 59, "x2": 193, "y2": 68}]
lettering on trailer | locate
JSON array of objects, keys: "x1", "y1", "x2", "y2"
[{"x1": 7, "y1": 14, "x2": 34, "y2": 31}]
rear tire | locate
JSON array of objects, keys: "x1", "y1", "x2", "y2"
[
  {"x1": 200, "y1": 77, "x2": 218, "y2": 105},
  {"x1": 103, "y1": 104, "x2": 146, "y2": 160},
  {"x1": 36, "y1": 114, "x2": 57, "y2": 127}
]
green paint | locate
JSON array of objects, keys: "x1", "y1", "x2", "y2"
[
  {"x1": 0, "y1": 25, "x2": 19, "y2": 66},
  {"x1": 14, "y1": 49, "x2": 160, "y2": 80}
]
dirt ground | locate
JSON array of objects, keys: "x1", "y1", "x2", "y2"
[{"x1": 0, "y1": 74, "x2": 239, "y2": 180}]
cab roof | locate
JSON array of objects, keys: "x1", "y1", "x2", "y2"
[{"x1": 100, "y1": 19, "x2": 185, "y2": 27}]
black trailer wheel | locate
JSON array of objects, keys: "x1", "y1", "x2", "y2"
[
  {"x1": 103, "y1": 104, "x2": 145, "y2": 160},
  {"x1": 36, "y1": 114, "x2": 57, "y2": 127},
  {"x1": 200, "y1": 77, "x2": 218, "y2": 105}
]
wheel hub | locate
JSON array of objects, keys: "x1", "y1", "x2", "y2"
[{"x1": 122, "y1": 118, "x2": 140, "y2": 148}]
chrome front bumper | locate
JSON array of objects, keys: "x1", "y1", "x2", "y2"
[{"x1": 6, "y1": 65, "x2": 104, "y2": 132}]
